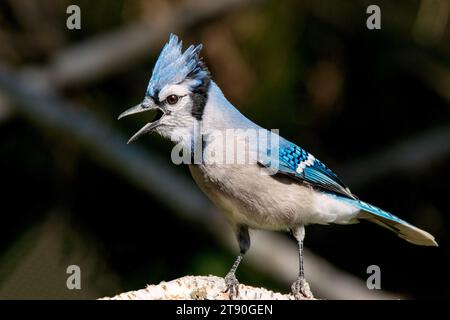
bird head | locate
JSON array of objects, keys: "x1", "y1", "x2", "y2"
[{"x1": 118, "y1": 34, "x2": 210, "y2": 144}]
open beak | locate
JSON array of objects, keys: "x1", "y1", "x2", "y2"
[{"x1": 118, "y1": 99, "x2": 165, "y2": 144}]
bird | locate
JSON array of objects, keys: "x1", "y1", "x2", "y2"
[{"x1": 118, "y1": 34, "x2": 437, "y2": 299}]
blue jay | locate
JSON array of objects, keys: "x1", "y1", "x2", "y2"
[{"x1": 118, "y1": 34, "x2": 437, "y2": 299}]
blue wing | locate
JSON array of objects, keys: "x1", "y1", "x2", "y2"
[
  {"x1": 261, "y1": 139, "x2": 356, "y2": 199},
  {"x1": 257, "y1": 138, "x2": 437, "y2": 246},
  {"x1": 273, "y1": 140, "x2": 410, "y2": 222}
]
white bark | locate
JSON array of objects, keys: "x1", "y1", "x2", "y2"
[{"x1": 100, "y1": 275, "x2": 314, "y2": 300}]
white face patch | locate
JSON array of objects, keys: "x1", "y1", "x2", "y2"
[
  {"x1": 296, "y1": 153, "x2": 315, "y2": 174},
  {"x1": 158, "y1": 84, "x2": 191, "y2": 102}
]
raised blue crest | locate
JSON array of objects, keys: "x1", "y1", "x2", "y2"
[{"x1": 146, "y1": 34, "x2": 209, "y2": 98}]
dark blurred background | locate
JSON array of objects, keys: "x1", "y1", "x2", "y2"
[{"x1": 0, "y1": 0, "x2": 449, "y2": 299}]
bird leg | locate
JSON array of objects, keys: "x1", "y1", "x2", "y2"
[
  {"x1": 224, "y1": 225, "x2": 250, "y2": 300},
  {"x1": 291, "y1": 225, "x2": 314, "y2": 299},
  {"x1": 224, "y1": 254, "x2": 242, "y2": 299}
]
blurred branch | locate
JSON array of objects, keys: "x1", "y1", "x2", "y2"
[
  {"x1": 0, "y1": 64, "x2": 211, "y2": 222},
  {"x1": 413, "y1": 0, "x2": 449, "y2": 46},
  {"x1": 0, "y1": 64, "x2": 400, "y2": 299},
  {"x1": 0, "y1": 92, "x2": 13, "y2": 123},
  {"x1": 399, "y1": 51, "x2": 450, "y2": 106},
  {"x1": 47, "y1": 0, "x2": 255, "y2": 88},
  {"x1": 100, "y1": 275, "x2": 306, "y2": 300},
  {"x1": 340, "y1": 50, "x2": 450, "y2": 189},
  {"x1": 340, "y1": 125, "x2": 450, "y2": 189}
]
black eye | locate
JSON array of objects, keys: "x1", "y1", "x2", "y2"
[{"x1": 166, "y1": 95, "x2": 179, "y2": 105}]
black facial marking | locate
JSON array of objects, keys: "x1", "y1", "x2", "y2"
[
  {"x1": 190, "y1": 76, "x2": 211, "y2": 121},
  {"x1": 186, "y1": 56, "x2": 211, "y2": 121},
  {"x1": 191, "y1": 59, "x2": 211, "y2": 95},
  {"x1": 191, "y1": 93, "x2": 207, "y2": 120}
]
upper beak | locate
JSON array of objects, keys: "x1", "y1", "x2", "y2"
[
  {"x1": 118, "y1": 99, "x2": 164, "y2": 144},
  {"x1": 118, "y1": 102, "x2": 152, "y2": 120}
]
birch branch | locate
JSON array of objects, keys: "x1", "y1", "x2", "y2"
[{"x1": 100, "y1": 275, "x2": 311, "y2": 300}]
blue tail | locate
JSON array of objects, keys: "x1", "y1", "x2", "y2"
[{"x1": 329, "y1": 194, "x2": 437, "y2": 246}]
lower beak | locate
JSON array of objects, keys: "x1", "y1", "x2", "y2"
[
  {"x1": 126, "y1": 120, "x2": 161, "y2": 144},
  {"x1": 118, "y1": 101, "x2": 164, "y2": 144}
]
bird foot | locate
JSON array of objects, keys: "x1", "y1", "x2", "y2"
[
  {"x1": 224, "y1": 273, "x2": 240, "y2": 300},
  {"x1": 291, "y1": 278, "x2": 314, "y2": 299}
]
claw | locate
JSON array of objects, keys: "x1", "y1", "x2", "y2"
[
  {"x1": 224, "y1": 273, "x2": 240, "y2": 300},
  {"x1": 291, "y1": 278, "x2": 314, "y2": 300}
]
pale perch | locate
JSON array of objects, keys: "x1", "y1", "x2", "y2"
[{"x1": 100, "y1": 275, "x2": 315, "y2": 300}]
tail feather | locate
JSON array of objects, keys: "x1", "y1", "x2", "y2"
[{"x1": 331, "y1": 195, "x2": 438, "y2": 247}]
